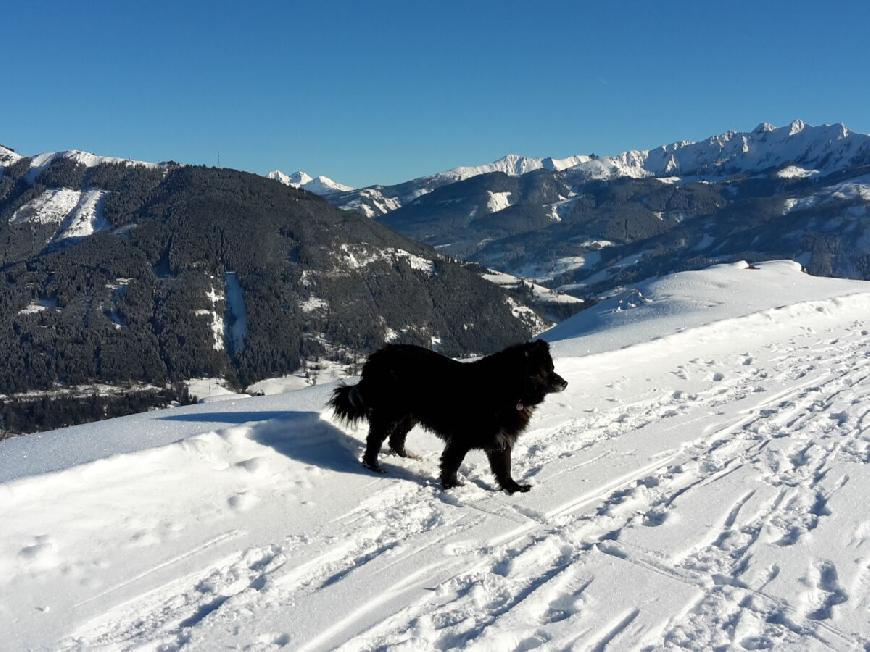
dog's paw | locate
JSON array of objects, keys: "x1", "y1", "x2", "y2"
[
  {"x1": 390, "y1": 448, "x2": 421, "y2": 460},
  {"x1": 361, "y1": 459, "x2": 387, "y2": 474},
  {"x1": 503, "y1": 482, "x2": 532, "y2": 494},
  {"x1": 441, "y1": 478, "x2": 465, "y2": 490}
]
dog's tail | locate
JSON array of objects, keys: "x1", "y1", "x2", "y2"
[{"x1": 329, "y1": 383, "x2": 367, "y2": 423}]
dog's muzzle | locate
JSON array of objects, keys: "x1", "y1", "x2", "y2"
[{"x1": 550, "y1": 373, "x2": 568, "y2": 393}]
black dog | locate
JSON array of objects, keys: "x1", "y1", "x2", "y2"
[{"x1": 329, "y1": 340, "x2": 567, "y2": 493}]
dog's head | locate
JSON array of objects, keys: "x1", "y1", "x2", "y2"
[{"x1": 520, "y1": 339, "x2": 568, "y2": 405}]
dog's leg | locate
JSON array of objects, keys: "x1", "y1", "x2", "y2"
[
  {"x1": 440, "y1": 442, "x2": 470, "y2": 489},
  {"x1": 486, "y1": 446, "x2": 531, "y2": 494},
  {"x1": 362, "y1": 415, "x2": 393, "y2": 473},
  {"x1": 389, "y1": 417, "x2": 418, "y2": 459}
]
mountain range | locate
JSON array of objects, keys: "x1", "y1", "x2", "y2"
[
  {"x1": 3, "y1": 119, "x2": 869, "y2": 433},
  {"x1": 281, "y1": 121, "x2": 870, "y2": 293},
  {"x1": 0, "y1": 148, "x2": 564, "y2": 433},
  {"x1": 266, "y1": 169, "x2": 354, "y2": 194}
]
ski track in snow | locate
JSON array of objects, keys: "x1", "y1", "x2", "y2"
[{"x1": 2, "y1": 294, "x2": 869, "y2": 649}]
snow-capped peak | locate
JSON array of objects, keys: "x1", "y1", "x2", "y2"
[
  {"x1": 0, "y1": 148, "x2": 165, "y2": 184},
  {"x1": 637, "y1": 120, "x2": 870, "y2": 178},
  {"x1": 307, "y1": 175, "x2": 354, "y2": 194},
  {"x1": 788, "y1": 119, "x2": 806, "y2": 135},
  {"x1": 267, "y1": 169, "x2": 354, "y2": 195},
  {"x1": 0, "y1": 144, "x2": 21, "y2": 168},
  {"x1": 267, "y1": 170, "x2": 310, "y2": 186},
  {"x1": 2, "y1": 146, "x2": 163, "y2": 177},
  {"x1": 436, "y1": 154, "x2": 545, "y2": 181},
  {"x1": 288, "y1": 170, "x2": 313, "y2": 186},
  {"x1": 433, "y1": 120, "x2": 870, "y2": 186},
  {"x1": 29, "y1": 149, "x2": 162, "y2": 171}
]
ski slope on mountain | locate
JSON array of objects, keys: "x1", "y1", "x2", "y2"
[{"x1": 2, "y1": 262, "x2": 869, "y2": 651}]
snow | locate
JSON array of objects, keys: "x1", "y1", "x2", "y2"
[
  {"x1": 777, "y1": 165, "x2": 820, "y2": 179},
  {"x1": 186, "y1": 378, "x2": 243, "y2": 403},
  {"x1": 197, "y1": 284, "x2": 226, "y2": 350},
  {"x1": 640, "y1": 121, "x2": 868, "y2": 179},
  {"x1": 10, "y1": 188, "x2": 81, "y2": 226},
  {"x1": 272, "y1": 121, "x2": 868, "y2": 222},
  {"x1": 439, "y1": 154, "x2": 554, "y2": 181},
  {"x1": 384, "y1": 327, "x2": 399, "y2": 342},
  {"x1": 544, "y1": 260, "x2": 868, "y2": 354},
  {"x1": 16, "y1": 297, "x2": 59, "y2": 315},
  {"x1": 421, "y1": 121, "x2": 870, "y2": 196},
  {"x1": 306, "y1": 175, "x2": 354, "y2": 194},
  {"x1": 341, "y1": 188, "x2": 402, "y2": 217},
  {"x1": 29, "y1": 150, "x2": 160, "y2": 171},
  {"x1": 9, "y1": 188, "x2": 111, "y2": 242},
  {"x1": 394, "y1": 249, "x2": 434, "y2": 273},
  {"x1": 782, "y1": 173, "x2": 870, "y2": 214},
  {"x1": 485, "y1": 190, "x2": 513, "y2": 213},
  {"x1": 2, "y1": 260, "x2": 869, "y2": 650},
  {"x1": 246, "y1": 374, "x2": 313, "y2": 394},
  {"x1": 437, "y1": 153, "x2": 611, "y2": 182},
  {"x1": 53, "y1": 190, "x2": 110, "y2": 240},
  {"x1": 300, "y1": 296, "x2": 329, "y2": 312},
  {"x1": 504, "y1": 296, "x2": 548, "y2": 333},
  {"x1": 481, "y1": 270, "x2": 582, "y2": 304},
  {"x1": 268, "y1": 169, "x2": 354, "y2": 194},
  {"x1": 339, "y1": 244, "x2": 434, "y2": 275},
  {"x1": 246, "y1": 360, "x2": 356, "y2": 395},
  {"x1": 0, "y1": 144, "x2": 21, "y2": 172},
  {"x1": 24, "y1": 150, "x2": 161, "y2": 184},
  {"x1": 508, "y1": 254, "x2": 601, "y2": 283}
]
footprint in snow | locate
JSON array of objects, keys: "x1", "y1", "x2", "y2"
[
  {"x1": 255, "y1": 632, "x2": 291, "y2": 648},
  {"x1": 18, "y1": 536, "x2": 59, "y2": 570},
  {"x1": 829, "y1": 411, "x2": 849, "y2": 425},
  {"x1": 227, "y1": 492, "x2": 259, "y2": 511},
  {"x1": 128, "y1": 530, "x2": 161, "y2": 547},
  {"x1": 740, "y1": 635, "x2": 774, "y2": 650},
  {"x1": 234, "y1": 457, "x2": 267, "y2": 473},
  {"x1": 642, "y1": 509, "x2": 668, "y2": 527},
  {"x1": 672, "y1": 367, "x2": 690, "y2": 380},
  {"x1": 806, "y1": 560, "x2": 848, "y2": 620}
]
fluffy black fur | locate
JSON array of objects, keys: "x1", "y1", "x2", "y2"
[{"x1": 329, "y1": 339, "x2": 567, "y2": 493}]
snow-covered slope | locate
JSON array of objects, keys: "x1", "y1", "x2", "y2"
[
  {"x1": 2, "y1": 261, "x2": 869, "y2": 650},
  {"x1": 544, "y1": 260, "x2": 870, "y2": 354},
  {"x1": 8, "y1": 188, "x2": 111, "y2": 242},
  {"x1": 267, "y1": 169, "x2": 354, "y2": 194}
]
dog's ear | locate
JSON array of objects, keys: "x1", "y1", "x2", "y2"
[{"x1": 523, "y1": 339, "x2": 549, "y2": 358}]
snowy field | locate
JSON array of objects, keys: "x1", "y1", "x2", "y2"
[{"x1": 1, "y1": 262, "x2": 869, "y2": 651}]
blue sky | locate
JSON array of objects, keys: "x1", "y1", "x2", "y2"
[{"x1": 5, "y1": 1, "x2": 870, "y2": 187}]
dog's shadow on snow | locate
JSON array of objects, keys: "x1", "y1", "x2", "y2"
[{"x1": 161, "y1": 410, "x2": 427, "y2": 482}]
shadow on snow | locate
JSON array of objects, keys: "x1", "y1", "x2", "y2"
[{"x1": 161, "y1": 410, "x2": 428, "y2": 483}]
